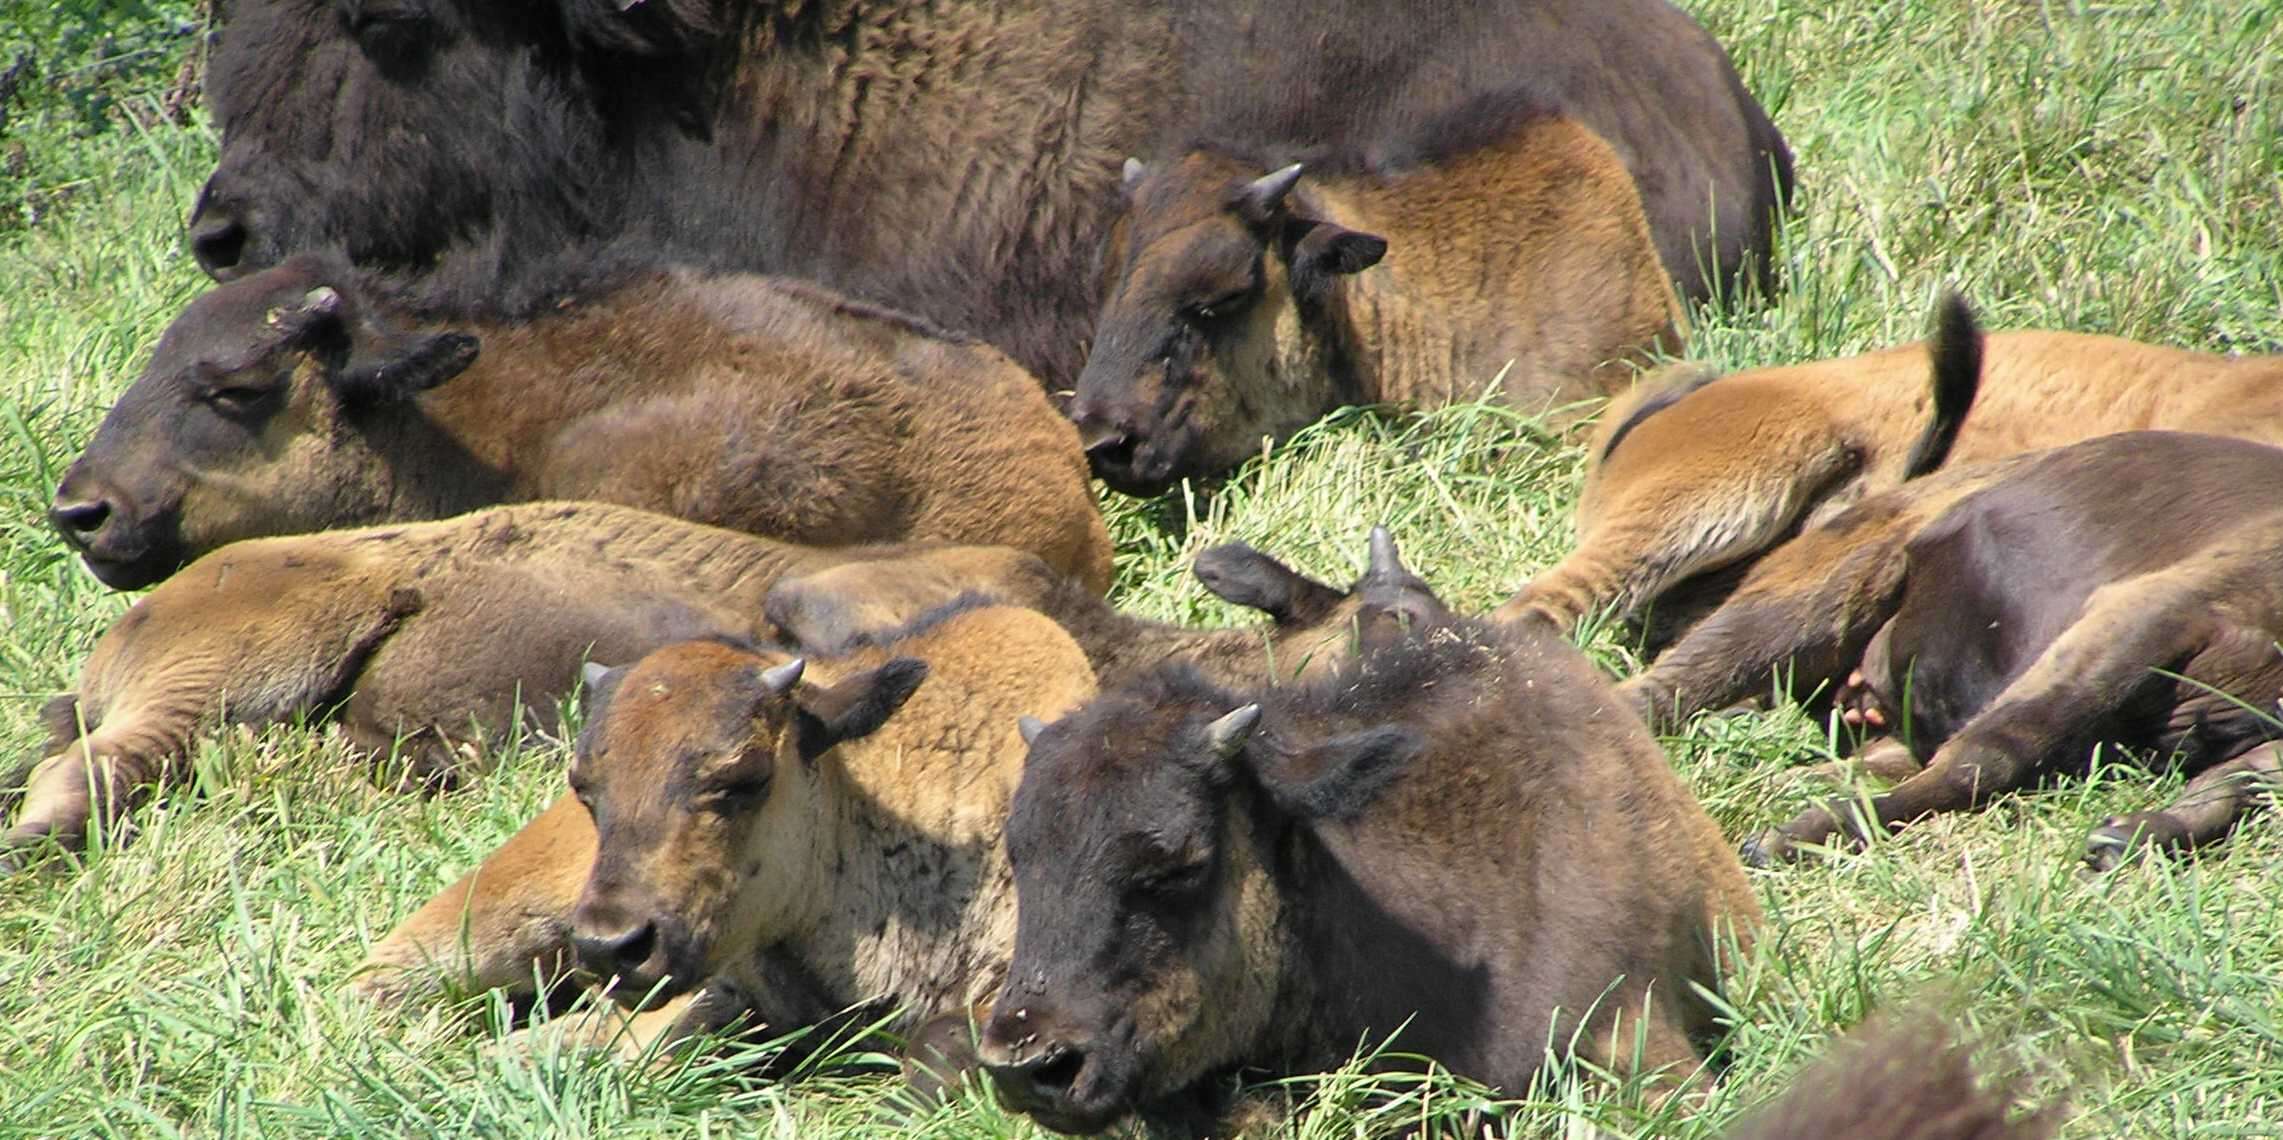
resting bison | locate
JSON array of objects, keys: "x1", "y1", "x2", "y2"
[
  {"x1": 1074, "y1": 101, "x2": 1685, "y2": 493},
  {"x1": 49, "y1": 253, "x2": 1109, "y2": 592},
  {"x1": 4, "y1": 502, "x2": 1054, "y2": 869},
  {"x1": 1614, "y1": 433, "x2": 2283, "y2": 870},
  {"x1": 191, "y1": 0, "x2": 1792, "y2": 385},
  {"x1": 360, "y1": 529, "x2": 1424, "y2": 1020},
  {"x1": 357, "y1": 603, "x2": 1092, "y2": 1074},
  {"x1": 1502, "y1": 297, "x2": 2283, "y2": 632},
  {"x1": 979, "y1": 549, "x2": 1759, "y2": 1133}
]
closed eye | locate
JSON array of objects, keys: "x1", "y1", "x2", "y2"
[{"x1": 1181, "y1": 290, "x2": 1252, "y2": 325}]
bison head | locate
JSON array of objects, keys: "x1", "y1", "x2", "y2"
[
  {"x1": 566, "y1": 641, "x2": 927, "y2": 1008},
  {"x1": 1071, "y1": 155, "x2": 1387, "y2": 496},
  {"x1": 50, "y1": 254, "x2": 479, "y2": 589},
  {"x1": 192, "y1": 0, "x2": 722, "y2": 280},
  {"x1": 980, "y1": 675, "x2": 1420, "y2": 1133}
]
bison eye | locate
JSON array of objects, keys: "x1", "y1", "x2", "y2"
[
  {"x1": 202, "y1": 384, "x2": 277, "y2": 416},
  {"x1": 1180, "y1": 290, "x2": 1251, "y2": 326},
  {"x1": 705, "y1": 778, "x2": 771, "y2": 811},
  {"x1": 1132, "y1": 858, "x2": 1211, "y2": 900}
]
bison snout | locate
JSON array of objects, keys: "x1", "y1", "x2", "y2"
[
  {"x1": 570, "y1": 917, "x2": 675, "y2": 997},
  {"x1": 48, "y1": 495, "x2": 112, "y2": 548},
  {"x1": 189, "y1": 211, "x2": 251, "y2": 280},
  {"x1": 980, "y1": 1005, "x2": 1128, "y2": 1132}
]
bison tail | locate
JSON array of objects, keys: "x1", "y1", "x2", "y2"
[
  {"x1": 1901, "y1": 291, "x2": 1983, "y2": 478},
  {"x1": 1720, "y1": 1008, "x2": 2061, "y2": 1140}
]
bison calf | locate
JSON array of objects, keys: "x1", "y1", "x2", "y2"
[
  {"x1": 1504, "y1": 296, "x2": 2283, "y2": 632},
  {"x1": 6, "y1": 502, "x2": 1063, "y2": 870},
  {"x1": 1619, "y1": 432, "x2": 2283, "y2": 870},
  {"x1": 358, "y1": 604, "x2": 1094, "y2": 1075},
  {"x1": 49, "y1": 254, "x2": 1110, "y2": 591},
  {"x1": 979, "y1": 543, "x2": 1758, "y2": 1133},
  {"x1": 1072, "y1": 100, "x2": 1684, "y2": 495}
]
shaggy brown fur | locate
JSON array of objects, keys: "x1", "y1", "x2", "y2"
[
  {"x1": 4, "y1": 503, "x2": 1075, "y2": 870},
  {"x1": 978, "y1": 542, "x2": 1758, "y2": 1135},
  {"x1": 1072, "y1": 107, "x2": 1685, "y2": 494},
  {"x1": 49, "y1": 255, "x2": 1109, "y2": 592},
  {"x1": 356, "y1": 605, "x2": 1094, "y2": 1085},
  {"x1": 1721, "y1": 1010, "x2": 2060, "y2": 1140},
  {"x1": 1502, "y1": 298, "x2": 2283, "y2": 631},
  {"x1": 1614, "y1": 433, "x2": 2283, "y2": 870}
]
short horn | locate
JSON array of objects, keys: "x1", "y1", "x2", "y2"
[
  {"x1": 1121, "y1": 157, "x2": 1148, "y2": 194},
  {"x1": 1018, "y1": 715, "x2": 1049, "y2": 745},
  {"x1": 761, "y1": 658, "x2": 806, "y2": 695},
  {"x1": 269, "y1": 285, "x2": 342, "y2": 333},
  {"x1": 1204, "y1": 703, "x2": 1261, "y2": 759},
  {"x1": 1367, "y1": 525, "x2": 1404, "y2": 578},
  {"x1": 580, "y1": 661, "x2": 614, "y2": 692},
  {"x1": 1239, "y1": 162, "x2": 1304, "y2": 219}
]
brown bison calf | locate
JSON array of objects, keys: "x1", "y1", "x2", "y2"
[
  {"x1": 1617, "y1": 432, "x2": 2283, "y2": 870},
  {"x1": 1503, "y1": 297, "x2": 2283, "y2": 631},
  {"x1": 1071, "y1": 99, "x2": 1685, "y2": 495},
  {"x1": 48, "y1": 254, "x2": 1110, "y2": 591},
  {"x1": 4, "y1": 502, "x2": 1054, "y2": 869},
  {"x1": 979, "y1": 547, "x2": 1758, "y2": 1134},
  {"x1": 357, "y1": 604, "x2": 1094, "y2": 1069}
]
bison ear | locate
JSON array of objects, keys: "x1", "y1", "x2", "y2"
[
  {"x1": 1252, "y1": 725, "x2": 1422, "y2": 821},
  {"x1": 336, "y1": 326, "x2": 481, "y2": 405},
  {"x1": 795, "y1": 657, "x2": 929, "y2": 759},
  {"x1": 1192, "y1": 543, "x2": 1346, "y2": 629},
  {"x1": 1290, "y1": 221, "x2": 1387, "y2": 278}
]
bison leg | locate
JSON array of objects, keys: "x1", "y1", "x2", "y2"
[
  {"x1": 1746, "y1": 581, "x2": 2208, "y2": 865},
  {"x1": 0, "y1": 735, "x2": 164, "y2": 871},
  {"x1": 354, "y1": 793, "x2": 594, "y2": 1008},
  {"x1": 2085, "y1": 741, "x2": 2283, "y2": 871}
]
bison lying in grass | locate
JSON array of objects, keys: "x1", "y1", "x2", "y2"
[
  {"x1": 1615, "y1": 432, "x2": 2283, "y2": 870},
  {"x1": 1502, "y1": 296, "x2": 2283, "y2": 633},
  {"x1": 5, "y1": 503, "x2": 1059, "y2": 870},
  {"x1": 979, "y1": 538, "x2": 1758, "y2": 1134},
  {"x1": 49, "y1": 254, "x2": 1109, "y2": 592},
  {"x1": 1073, "y1": 98, "x2": 1684, "y2": 494}
]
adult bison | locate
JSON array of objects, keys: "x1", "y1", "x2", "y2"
[{"x1": 190, "y1": 0, "x2": 1793, "y2": 387}]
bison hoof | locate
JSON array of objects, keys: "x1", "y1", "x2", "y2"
[
  {"x1": 2083, "y1": 814, "x2": 2182, "y2": 873},
  {"x1": 1738, "y1": 830, "x2": 1798, "y2": 868}
]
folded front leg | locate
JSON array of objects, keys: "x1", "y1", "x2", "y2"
[{"x1": 2085, "y1": 741, "x2": 2283, "y2": 871}]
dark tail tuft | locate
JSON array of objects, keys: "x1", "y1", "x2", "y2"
[
  {"x1": 1721, "y1": 1009, "x2": 2062, "y2": 1140},
  {"x1": 1902, "y1": 291, "x2": 1984, "y2": 478}
]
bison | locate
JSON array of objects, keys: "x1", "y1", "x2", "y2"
[
  {"x1": 358, "y1": 529, "x2": 1432, "y2": 1018},
  {"x1": 356, "y1": 603, "x2": 1093, "y2": 1074},
  {"x1": 48, "y1": 253, "x2": 1109, "y2": 592},
  {"x1": 1073, "y1": 100, "x2": 1686, "y2": 494},
  {"x1": 1612, "y1": 432, "x2": 2283, "y2": 871},
  {"x1": 1501, "y1": 296, "x2": 2283, "y2": 633},
  {"x1": 978, "y1": 545, "x2": 1759, "y2": 1134},
  {"x1": 189, "y1": 0, "x2": 1792, "y2": 386},
  {"x1": 4, "y1": 501, "x2": 1061, "y2": 869}
]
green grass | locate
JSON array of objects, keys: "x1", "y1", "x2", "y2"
[{"x1": 2, "y1": 0, "x2": 2280, "y2": 1134}]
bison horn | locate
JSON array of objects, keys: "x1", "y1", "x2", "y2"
[
  {"x1": 1121, "y1": 157, "x2": 1148, "y2": 194},
  {"x1": 761, "y1": 658, "x2": 806, "y2": 696},
  {"x1": 1204, "y1": 703, "x2": 1261, "y2": 759},
  {"x1": 268, "y1": 285, "x2": 342, "y2": 333},
  {"x1": 1366, "y1": 525, "x2": 1405, "y2": 579},
  {"x1": 580, "y1": 661, "x2": 614, "y2": 692},
  {"x1": 1238, "y1": 163, "x2": 1305, "y2": 220},
  {"x1": 1018, "y1": 715, "x2": 1049, "y2": 745}
]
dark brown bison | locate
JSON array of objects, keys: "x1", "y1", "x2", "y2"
[
  {"x1": 1502, "y1": 296, "x2": 2283, "y2": 633},
  {"x1": 49, "y1": 253, "x2": 1109, "y2": 592},
  {"x1": 1612, "y1": 432, "x2": 2283, "y2": 871},
  {"x1": 4, "y1": 501, "x2": 1062, "y2": 869},
  {"x1": 977, "y1": 549, "x2": 1759, "y2": 1134},
  {"x1": 190, "y1": 0, "x2": 1792, "y2": 386},
  {"x1": 1073, "y1": 101, "x2": 1685, "y2": 493},
  {"x1": 357, "y1": 604, "x2": 1094, "y2": 1068}
]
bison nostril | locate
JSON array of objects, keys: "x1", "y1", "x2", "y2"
[
  {"x1": 49, "y1": 498, "x2": 112, "y2": 541},
  {"x1": 190, "y1": 214, "x2": 249, "y2": 277},
  {"x1": 573, "y1": 920, "x2": 659, "y2": 976},
  {"x1": 1028, "y1": 1044, "x2": 1085, "y2": 1093}
]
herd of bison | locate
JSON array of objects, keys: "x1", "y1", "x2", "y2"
[{"x1": 17, "y1": 0, "x2": 2283, "y2": 1135}]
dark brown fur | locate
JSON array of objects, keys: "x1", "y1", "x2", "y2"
[
  {"x1": 1720, "y1": 1010, "x2": 2060, "y2": 1140},
  {"x1": 1615, "y1": 433, "x2": 2283, "y2": 869},
  {"x1": 1505, "y1": 298, "x2": 2283, "y2": 632},
  {"x1": 1073, "y1": 106, "x2": 1685, "y2": 493},
  {"x1": 979, "y1": 594, "x2": 1758, "y2": 1134},
  {"x1": 51, "y1": 255, "x2": 1109, "y2": 592},
  {"x1": 192, "y1": 0, "x2": 1791, "y2": 385}
]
